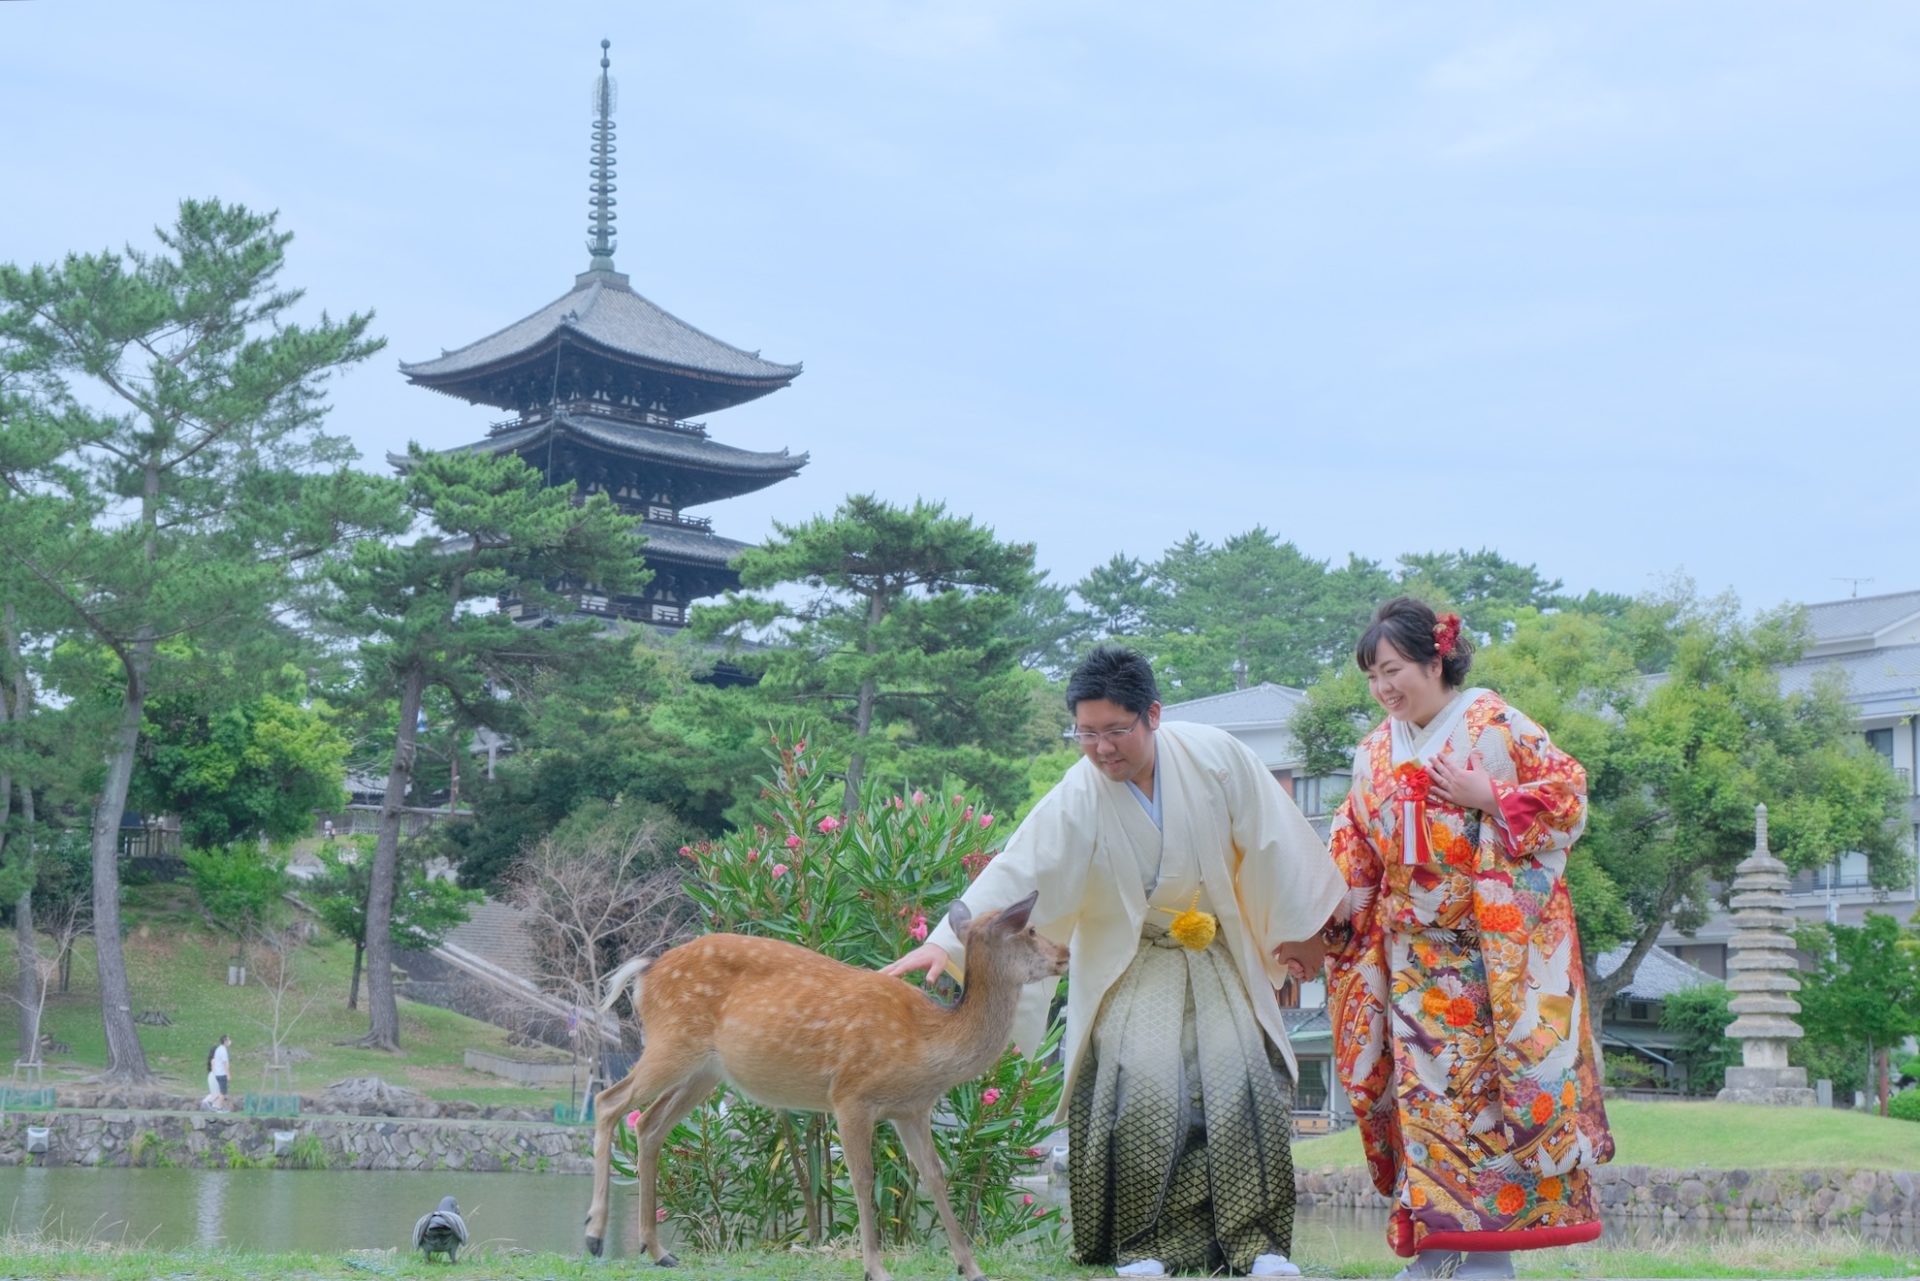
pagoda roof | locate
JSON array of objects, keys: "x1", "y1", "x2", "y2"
[
  {"x1": 635, "y1": 521, "x2": 754, "y2": 569},
  {"x1": 399, "y1": 268, "x2": 801, "y2": 412},
  {"x1": 392, "y1": 408, "x2": 807, "y2": 499}
]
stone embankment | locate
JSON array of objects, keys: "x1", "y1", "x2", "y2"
[
  {"x1": 0, "y1": 1077, "x2": 593, "y2": 1172},
  {"x1": 1295, "y1": 1164, "x2": 1919, "y2": 1231}
]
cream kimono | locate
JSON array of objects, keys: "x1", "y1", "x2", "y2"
[{"x1": 929, "y1": 719, "x2": 1345, "y2": 1116}]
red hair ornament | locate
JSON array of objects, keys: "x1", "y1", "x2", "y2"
[{"x1": 1432, "y1": 613, "x2": 1463, "y2": 658}]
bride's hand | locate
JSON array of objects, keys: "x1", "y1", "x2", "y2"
[{"x1": 1428, "y1": 751, "x2": 1496, "y2": 812}]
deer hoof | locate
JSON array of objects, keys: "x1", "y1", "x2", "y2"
[
  {"x1": 655, "y1": 1251, "x2": 680, "y2": 1267},
  {"x1": 585, "y1": 1235, "x2": 604, "y2": 1257}
]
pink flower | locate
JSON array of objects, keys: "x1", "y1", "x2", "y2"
[
  {"x1": 785, "y1": 834, "x2": 803, "y2": 850},
  {"x1": 746, "y1": 849, "x2": 759, "y2": 863},
  {"x1": 912, "y1": 790, "x2": 926, "y2": 805},
  {"x1": 771, "y1": 863, "x2": 789, "y2": 878},
  {"x1": 1033, "y1": 1206, "x2": 1047, "y2": 1218},
  {"x1": 817, "y1": 815, "x2": 842, "y2": 834},
  {"x1": 982, "y1": 1087, "x2": 1001, "y2": 1106},
  {"x1": 909, "y1": 913, "x2": 929, "y2": 942},
  {"x1": 677, "y1": 845, "x2": 693, "y2": 858},
  {"x1": 953, "y1": 795, "x2": 966, "y2": 805},
  {"x1": 978, "y1": 813, "x2": 994, "y2": 828},
  {"x1": 1022, "y1": 1194, "x2": 1035, "y2": 1206},
  {"x1": 962, "y1": 806, "x2": 973, "y2": 821},
  {"x1": 1026, "y1": 1147, "x2": 1046, "y2": 1159},
  {"x1": 656, "y1": 1207, "x2": 669, "y2": 1222},
  {"x1": 794, "y1": 739, "x2": 806, "y2": 752},
  {"x1": 626, "y1": 1110, "x2": 642, "y2": 1130}
]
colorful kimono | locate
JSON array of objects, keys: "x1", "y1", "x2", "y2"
[
  {"x1": 1324, "y1": 689, "x2": 1613, "y2": 1258},
  {"x1": 929, "y1": 720, "x2": 1344, "y2": 1273}
]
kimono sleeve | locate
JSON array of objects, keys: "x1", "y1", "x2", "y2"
[
  {"x1": 927, "y1": 777, "x2": 1094, "y2": 975},
  {"x1": 1323, "y1": 763, "x2": 1384, "y2": 962},
  {"x1": 1223, "y1": 738, "x2": 1345, "y2": 979},
  {"x1": 1484, "y1": 704, "x2": 1588, "y2": 860}
]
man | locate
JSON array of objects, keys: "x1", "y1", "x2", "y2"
[{"x1": 884, "y1": 645, "x2": 1343, "y2": 1279}]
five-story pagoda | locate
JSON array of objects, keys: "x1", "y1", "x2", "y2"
[{"x1": 395, "y1": 40, "x2": 806, "y2": 626}]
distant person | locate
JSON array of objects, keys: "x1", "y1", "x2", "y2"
[
  {"x1": 322, "y1": 818, "x2": 336, "y2": 841},
  {"x1": 1276, "y1": 599, "x2": 1614, "y2": 1281},
  {"x1": 212, "y1": 1033, "x2": 232, "y2": 1109},
  {"x1": 885, "y1": 644, "x2": 1343, "y2": 1279},
  {"x1": 201, "y1": 1039, "x2": 227, "y2": 1112}
]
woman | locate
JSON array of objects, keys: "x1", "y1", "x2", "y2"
[
  {"x1": 201, "y1": 1042, "x2": 225, "y2": 1112},
  {"x1": 1283, "y1": 599, "x2": 1612, "y2": 1281}
]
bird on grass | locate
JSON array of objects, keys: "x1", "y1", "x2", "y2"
[{"x1": 412, "y1": 1195, "x2": 470, "y2": 1263}]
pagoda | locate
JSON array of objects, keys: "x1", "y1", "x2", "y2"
[{"x1": 395, "y1": 39, "x2": 806, "y2": 627}]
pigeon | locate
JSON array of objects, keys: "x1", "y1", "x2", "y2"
[{"x1": 413, "y1": 1195, "x2": 470, "y2": 1264}]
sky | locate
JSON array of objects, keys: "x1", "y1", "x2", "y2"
[{"x1": 5, "y1": 1, "x2": 1918, "y2": 613}]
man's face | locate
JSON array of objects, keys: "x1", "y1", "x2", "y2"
[{"x1": 1071, "y1": 696, "x2": 1160, "y2": 788}]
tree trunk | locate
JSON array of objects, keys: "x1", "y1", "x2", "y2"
[
  {"x1": 347, "y1": 939, "x2": 364, "y2": 1011},
  {"x1": 841, "y1": 591, "x2": 887, "y2": 813},
  {"x1": 2, "y1": 604, "x2": 36, "y2": 1060},
  {"x1": 1877, "y1": 1045, "x2": 1890, "y2": 1116},
  {"x1": 358, "y1": 664, "x2": 425, "y2": 1051},
  {"x1": 89, "y1": 637, "x2": 156, "y2": 1082}
]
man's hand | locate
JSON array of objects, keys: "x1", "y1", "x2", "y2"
[
  {"x1": 880, "y1": 941, "x2": 949, "y2": 984},
  {"x1": 1273, "y1": 936, "x2": 1328, "y2": 984}
]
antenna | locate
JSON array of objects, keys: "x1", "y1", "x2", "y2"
[{"x1": 1832, "y1": 576, "x2": 1874, "y2": 599}]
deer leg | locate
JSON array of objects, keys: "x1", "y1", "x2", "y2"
[
  {"x1": 634, "y1": 1067, "x2": 721, "y2": 1267},
  {"x1": 833, "y1": 1100, "x2": 892, "y2": 1281},
  {"x1": 585, "y1": 1043, "x2": 710, "y2": 1258},
  {"x1": 895, "y1": 1111, "x2": 987, "y2": 1281}
]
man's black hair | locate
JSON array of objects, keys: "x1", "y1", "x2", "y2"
[{"x1": 1066, "y1": 644, "x2": 1159, "y2": 716}]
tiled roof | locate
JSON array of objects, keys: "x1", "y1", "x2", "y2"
[
  {"x1": 1161, "y1": 682, "x2": 1309, "y2": 730},
  {"x1": 1593, "y1": 943, "x2": 1717, "y2": 1000},
  {"x1": 1774, "y1": 642, "x2": 1920, "y2": 717},
  {"x1": 400, "y1": 269, "x2": 801, "y2": 386},
  {"x1": 1804, "y1": 590, "x2": 1920, "y2": 644},
  {"x1": 390, "y1": 411, "x2": 808, "y2": 480},
  {"x1": 638, "y1": 522, "x2": 752, "y2": 569}
]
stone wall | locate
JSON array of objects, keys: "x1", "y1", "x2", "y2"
[
  {"x1": 0, "y1": 1109, "x2": 593, "y2": 1174},
  {"x1": 1294, "y1": 1164, "x2": 1919, "y2": 1230}
]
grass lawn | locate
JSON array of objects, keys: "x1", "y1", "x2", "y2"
[
  {"x1": 0, "y1": 1232, "x2": 1915, "y2": 1281},
  {"x1": 16, "y1": 882, "x2": 578, "y2": 1111},
  {"x1": 1292, "y1": 1099, "x2": 1919, "y2": 1172}
]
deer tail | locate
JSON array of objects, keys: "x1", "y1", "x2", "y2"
[{"x1": 600, "y1": 955, "x2": 651, "y2": 1013}]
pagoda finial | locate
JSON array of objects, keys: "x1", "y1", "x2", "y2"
[{"x1": 587, "y1": 38, "x2": 619, "y2": 272}]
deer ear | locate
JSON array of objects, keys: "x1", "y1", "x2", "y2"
[
  {"x1": 997, "y1": 890, "x2": 1039, "y2": 933},
  {"x1": 947, "y1": 900, "x2": 972, "y2": 938}
]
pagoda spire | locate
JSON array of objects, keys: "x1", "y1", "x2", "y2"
[{"x1": 586, "y1": 38, "x2": 619, "y2": 273}]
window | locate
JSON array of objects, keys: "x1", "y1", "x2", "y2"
[
  {"x1": 1866, "y1": 727, "x2": 1895, "y2": 761},
  {"x1": 1292, "y1": 774, "x2": 1350, "y2": 818}
]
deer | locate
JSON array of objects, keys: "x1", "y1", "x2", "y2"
[{"x1": 583, "y1": 890, "x2": 1067, "y2": 1281}]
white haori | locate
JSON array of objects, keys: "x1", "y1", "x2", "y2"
[{"x1": 929, "y1": 719, "x2": 1345, "y2": 1122}]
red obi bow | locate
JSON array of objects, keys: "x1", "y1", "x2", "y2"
[{"x1": 1394, "y1": 762, "x2": 1434, "y2": 864}]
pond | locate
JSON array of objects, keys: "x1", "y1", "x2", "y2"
[{"x1": 0, "y1": 1167, "x2": 1911, "y2": 1258}]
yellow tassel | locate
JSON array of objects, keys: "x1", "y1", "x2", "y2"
[{"x1": 1159, "y1": 891, "x2": 1217, "y2": 951}]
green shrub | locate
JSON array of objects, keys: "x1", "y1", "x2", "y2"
[
  {"x1": 282, "y1": 1134, "x2": 331, "y2": 1169},
  {"x1": 1887, "y1": 1088, "x2": 1920, "y2": 1123},
  {"x1": 611, "y1": 735, "x2": 1062, "y2": 1251}
]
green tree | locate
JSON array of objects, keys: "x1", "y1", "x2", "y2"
[
  {"x1": 1580, "y1": 600, "x2": 1907, "y2": 1009},
  {"x1": 325, "y1": 445, "x2": 640, "y2": 1050},
  {"x1": 1793, "y1": 913, "x2": 1920, "y2": 1115},
  {"x1": 0, "y1": 200, "x2": 389, "y2": 1082},
  {"x1": 134, "y1": 679, "x2": 349, "y2": 849},
  {"x1": 1396, "y1": 547, "x2": 1566, "y2": 638},
  {"x1": 694, "y1": 494, "x2": 1041, "y2": 812},
  {"x1": 1659, "y1": 983, "x2": 1741, "y2": 1095},
  {"x1": 1074, "y1": 553, "x2": 1160, "y2": 640},
  {"x1": 182, "y1": 843, "x2": 292, "y2": 967},
  {"x1": 308, "y1": 839, "x2": 481, "y2": 1010}
]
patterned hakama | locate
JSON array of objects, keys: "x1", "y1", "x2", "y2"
[{"x1": 1070, "y1": 924, "x2": 1297, "y2": 1274}]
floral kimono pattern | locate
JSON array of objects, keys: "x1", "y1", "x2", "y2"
[{"x1": 1324, "y1": 692, "x2": 1613, "y2": 1257}]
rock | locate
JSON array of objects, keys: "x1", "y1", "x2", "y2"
[{"x1": 321, "y1": 1077, "x2": 429, "y2": 1115}]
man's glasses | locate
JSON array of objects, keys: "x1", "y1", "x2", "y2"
[{"x1": 1063, "y1": 716, "x2": 1143, "y2": 746}]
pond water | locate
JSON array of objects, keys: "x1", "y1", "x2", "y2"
[{"x1": 0, "y1": 1166, "x2": 1911, "y2": 1259}]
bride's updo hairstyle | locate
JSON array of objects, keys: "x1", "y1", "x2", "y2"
[{"x1": 1354, "y1": 596, "x2": 1474, "y2": 689}]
